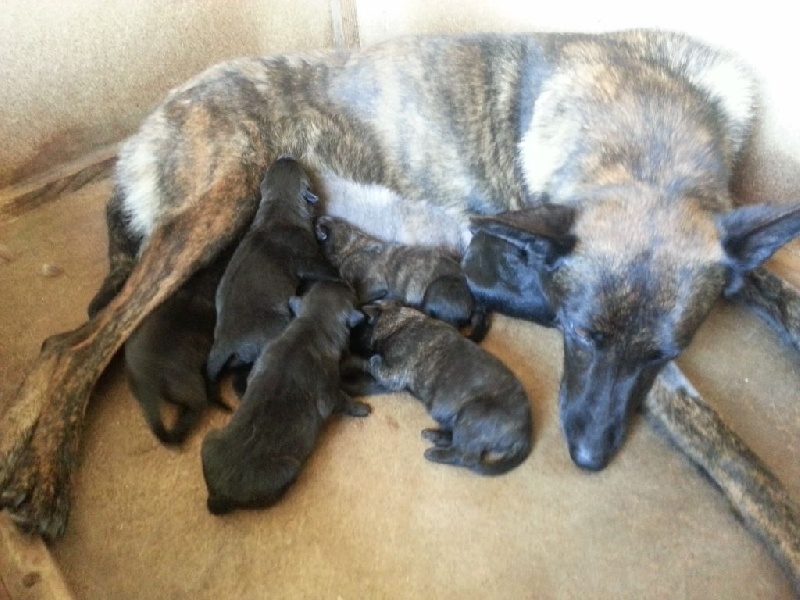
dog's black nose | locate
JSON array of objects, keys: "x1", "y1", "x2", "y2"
[{"x1": 569, "y1": 444, "x2": 610, "y2": 472}]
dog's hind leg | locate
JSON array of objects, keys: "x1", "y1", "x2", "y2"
[
  {"x1": 0, "y1": 166, "x2": 261, "y2": 539},
  {"x1": 645, "y1": 362, "x2": 800, "y2": 594},
  {"x1": 732, "y1": 266, "x2": 800, "y2": 353}
]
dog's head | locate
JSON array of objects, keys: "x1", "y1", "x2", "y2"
[{"x1": 466, "y1": 196, "x2": 800, "y2": 471}]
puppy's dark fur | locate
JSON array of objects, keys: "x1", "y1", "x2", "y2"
[
  {"x1": 316, "y1": 215, "x2": 490, "y2": 340},
  {"x1": 345, "y1": 303, "x2": 532, "y2": 476},
  {"x1": 124, "y1": 262, "x2": 225, "y2": 445},
  {"x1": 206, "y1": 157, "x2": 336, "y2": 381},
  {"x1": 201, "y1": 280, "x2": 370, "y2": 514},
  {"x1": 462, "y1": 230, "x2": 560, "y2": 326}
]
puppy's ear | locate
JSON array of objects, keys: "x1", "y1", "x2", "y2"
[
  {"x1": 470, "y1": 204, "x2": 577, "y2": 267},
  {"x1": 347, "y1": 310, "x2": 365, "y2": 329},
  {"x1": 315, "y1": 216, "x2": 332, "y2": 242},
  {"x1": 718, "y1": 201, "x2": 800, "y2": 295},
  {"x1": 360, "y1": 303, "x2": 382, "y2": 324},
  {"x1": 288, "y1": 296, "x2": 303, "y2": 316},
  {"x1": 302, "y1": 188, "x2": 319, "y2": 204}
]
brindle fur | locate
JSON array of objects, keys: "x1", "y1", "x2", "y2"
[
  {"x1": 124, "y1": 258, "x2": 226, "y2": 445},
  {"x1": 315, "y1": 215, "x2": 490, "y2": 340},
  {"x1": 344, "y1": 303, "x2": 532, "y2": 475},
  {"x1": 201, "y1": 281, "x2": 370, "y2": 514},
  {"x1": 0, "y1": 29, "x2": 798, "y2": 592},
  {"x1": 206, "y1": 157, "x2": 336, "y2": 381}
]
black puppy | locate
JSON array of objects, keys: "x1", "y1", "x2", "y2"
[
  {"x1": 206, "y1": 157, "x2": 336, "y2": 381},
  {"x1": 316, "y1": 215, "x2": 490, "y2": 341},
  {"x1": 201, "y1": 280, "x2": 370, "y2": 514},
  {"x1": 124, "y1": 263, "x2": 226, "y2": 444},
  {"x1": 344, "y1": 303, "x2": 532, "y2": 475}
]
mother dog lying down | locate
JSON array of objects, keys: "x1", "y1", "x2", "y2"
[{"x1": 1, "y1": 28, "x2": 800, "y2": 590}]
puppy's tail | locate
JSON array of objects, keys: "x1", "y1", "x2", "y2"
[
  {"x1": 128, "y1": 368, "x2": 216, "y2": 445},
  {"x1": 470, "y1": 437, "x2": 532, "y2": 477},
  {"x1": 465, "y1": 305, "x2": 491, "y2": 343},
  {"x1": 206, "y1": 343, "x2": 233, "y2": 382},
  {"x1": 155, "y1": 407, "x2": 204, "y2": 446}
]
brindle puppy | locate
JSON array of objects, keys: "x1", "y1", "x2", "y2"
[
  {"x1": 124, "y1": 261, "x2": 226, "y2": 445},
  {"x1": 206, "y1": 157, "x2": 336, "y2": 381},
  {"x1": 315, "y1": 215, "x2": 490, "y2": 340},
  {"x1": 344, "y1": 303, "x2": 532, "y2": 476},
  {"x1": 201, "y1": 280, "x2": 370, "y2": 515}
]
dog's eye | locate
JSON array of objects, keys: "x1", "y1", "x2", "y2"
[
  {"x1": 644, "y1": 349, "x2": 679, "y2": 365},
  {"x1": 571, "y1": 322, "x2": 603, "y2": 344},
  {"x1": 573, "y1": 325, "x2": 590, "y2": 340}
]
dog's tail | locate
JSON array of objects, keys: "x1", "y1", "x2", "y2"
[{"x1": 87, "y1": 187, "x2": 142, "y2": 318}]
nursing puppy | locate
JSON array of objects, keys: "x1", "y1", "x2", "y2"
[
  {"x1": 201, "y1": 280, "x2": 370, "y2": 514},
  {"x1": 344, "y1": 303, "x2": 532, "y2": 476},
  {"x1": 462, "y1": 228, "x2": 557, "y2": 326},
  {"x1": 124, "y1": 261, "x2": 226, "y2": 445},
  {"x1": 315, "y1": 215, "x2": 490, "y2": 340},
  {"x1": 206, "y1": 157, "x2": 336, "y2": 381}
]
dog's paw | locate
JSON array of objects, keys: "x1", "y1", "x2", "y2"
[
  {"x1": 335, "y1": 390, "x2": 372, "y2": 417},
  {"x1": 421, "y1": 428, "x2": 452, "y2": 447},
  {"x1": 344, "y1": 399, "x2": 372, "y2": 418},
  {"x1": 423, "y1": 446, "x2": 461, "y2": 466},
  {"x1": 0, "y1": 331, "x2": 94, "y2": 540},
  {"x1": 0, "y1": 419, "x2": 77, "y2": 540}
]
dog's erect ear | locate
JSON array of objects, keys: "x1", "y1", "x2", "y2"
[
  {"x1": 347, "y1": 310, "x2": 365, "y2": 329},
  {"x1": 470, "y1": 205, "x2": 577, "y2": 266},
  {"x1": 718, "y1": 201, "x2": 800, "y2": 294}
]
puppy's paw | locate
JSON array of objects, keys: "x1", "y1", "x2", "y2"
[
  {"x1": 423, "y1": 446, "x2": 461, "y2": 466},
  {"x1": 421, "y1": 428, "x2": 453, "y2": 447},
  {"x1": 336, "y1": 391, "x2": 372, "y2": 417},
  {"x1": 344, "y1": 400, "x2": 372, "y2": 418}
]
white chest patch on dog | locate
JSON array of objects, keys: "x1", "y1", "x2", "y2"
[{"x1": 317, "y1": 171, "x2": 472, "y2": 254}]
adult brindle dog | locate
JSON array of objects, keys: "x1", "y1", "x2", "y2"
[{"x1": 1, "y1": 30, "x2": 799, "y2": 591}]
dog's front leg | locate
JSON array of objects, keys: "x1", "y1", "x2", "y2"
[
  {"x1": 644, "y1": 362, "x2": 800, "y2": 594},
  {"x1": 733, "y1": 266, "x2": 800, "y2": 353},
  {"x1": 0, "y1": 178, "x2": 258, "y2": 539}
]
